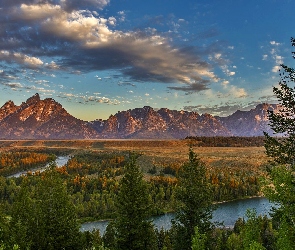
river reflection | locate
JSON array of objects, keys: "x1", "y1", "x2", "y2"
[{"x1": 80, "y1": 197, "x2": 276, "y2": 234}]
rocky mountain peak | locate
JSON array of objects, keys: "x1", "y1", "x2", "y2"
[
  {"x1": 0, "y1": 93, "x2": 278, "y2": 139},
  {"x1": 0, "y1": 93, "x2": 98, "y2": 139},
  {"x1": 25, "y1": 93, "x2": 41, "y2": 105},
  {"x1": 0, "y1": 100, "x2": 19, "y2": 121}
]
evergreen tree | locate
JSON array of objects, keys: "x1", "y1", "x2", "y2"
[
  {"x1": 112, "y1": 154, "x2": 157, "y2": 250},
  {"x1": 172, "y1": 148, "x2": 215, "y2": 250},
  {"x1": 9, "y1": 178, "x2": 35, "y2": 249},
  {"x1": 191, "y1": 226, "x2": 206, "y2": 250},
  {"x1": 10, "y1": 167, "x2": 81, "y2": 250}
]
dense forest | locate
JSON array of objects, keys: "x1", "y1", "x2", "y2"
[
  {"x1": 0, "y1": 149, "x2": 262, "y2": 221},
  {"x1": 0, "y1": 147, "x2": 277, "y2": 249}
]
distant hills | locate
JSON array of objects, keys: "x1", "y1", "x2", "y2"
[{"x1": 0, "y1": 93, "x2": 278, "y2": 139}]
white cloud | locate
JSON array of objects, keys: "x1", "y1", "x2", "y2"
[
  {"x1": 108, "y1": 16, "x2": 116, "y2": 26},
  {"x1": 272, "y1": 65, "x2": 281, "y2": 72},
  {"x1": 222, "y1": 80, "x2": 229, "y2": 87},
  {"x1": 270, "y1": 41, "x2": 281, "y2": 46},
  {"x1": 230, "y1": 86, "x2": 247, "y2": 98},
  {"x1": 17, "y1": 3, "x2": 61, "y2": 20},
  {"x1": 221, "y1": 65, "x2": 235, "y2": 76},
  {"x1": 275, "y1": 55, "x2": 283, "y2": 64},
  {"x1": 2, "y1": 82, "x2": 23, "y2": 88},
  {"x1": 262, "y1": 54, "x2": 268, "y2": 60},
  {"x1": 0, "y1": 50, "x2": 43, "y2": 67}
]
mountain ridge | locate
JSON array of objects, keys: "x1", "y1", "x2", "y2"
[{"x1": 0, "y1": 94, "x2": 278, "y2": 139}]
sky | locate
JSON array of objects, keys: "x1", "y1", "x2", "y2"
[{"x1": 0, "y1": 0, "x2": 295, "y2": 121}]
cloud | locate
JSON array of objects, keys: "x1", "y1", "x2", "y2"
[
  {"x1": 269, "y1": 41, "x2": 283, "y2": 72},
  {"x1": 222, "y1": 80, "x2": 229, "y2": 87},
  {"x1": 1, "y1": 82, "x2": 23, "y2": 89},
  {"x1": 272, "y1": 65, "x2": 281, "y2": 72},
  {"x1": 270, "y1": 41, "x2": 281, "y2": 46},
  {"x1": 184, "y1": 103, "x2": 243, "y2": 116},
  {"x1": 16, "y1": 3, "x2": 62, "y2": 20},
  {"x1": 0, "y1": 50, "x2": 43, "y2": 68},
  {"x1": 168, "y1": 81, "x2": 210, "y2": 94},
  {"x1": 61, "y1": 0, "x2": 110, "y2": 12},
  {"x1": 230, "y1": 86, "x2": 247, "y2": 98},
  {"x1": 0, "y1": 1, "x2": 221, "y2": 93}
]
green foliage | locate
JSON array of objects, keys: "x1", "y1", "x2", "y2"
[
  {"x1": 225, "y1": 209, "x2": 275, "y2": 250},
  {"x1": 264, "y1": 37, "x2": 295, "y2": 249},
  {"x1": 155, "y1": 228, "x2": 173, "y2": 250},
  {"x1": 264, "y1": 38, "x2": 295, "y2": 166},
  {"x1": 275, "y1": 218, "x2": 294, "y2": 250},
  {"x1": 191, "y1": 226, "x2": 207, "y2": 250},
  {"x1": 9, "y1": 167, "x2": 81, "y2": 250},
  {"x1": 226, "y1": 232, "x2": 242, "y2": 250},
  {"x1": 172, "y1": 148, "x2": 215, "y2": 250},
  {"x1": 247, "y1": 241, "x2": 266, "y2": 250},
  {"x1": 112, "y1": 154, "x2": 157, "y2": 250}
]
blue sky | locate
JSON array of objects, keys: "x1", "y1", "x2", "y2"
[{"x1": 0, "y1": 0, "x2": 294, "y2": 121}]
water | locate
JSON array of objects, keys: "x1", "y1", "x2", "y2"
[
  {"x1": 80, "y1": 197, "x2": 276, "y2": 234},
  {"x1": 7, "y1": 155, "x2": 70, "y2": 178}
]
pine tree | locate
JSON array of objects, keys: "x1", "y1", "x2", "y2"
[
  {"x1": 112, "y1": 153, "x2": 157, "y2": 250},
  {"x1": 35, "y1": 167, "x2": 81, "y2": 250},
  {"x1": 172, "y1": 148, "x2": 215, "y2": 250},
  {"x1": 10, "y1": 166, "x2": 81, "y2": 250}
]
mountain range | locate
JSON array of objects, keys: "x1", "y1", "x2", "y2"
[{"x1": 0, "y1": 93, "x2": 278, "y2": 139}]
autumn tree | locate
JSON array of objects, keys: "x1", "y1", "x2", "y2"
[
  {"x1": 110, "y1": 154, "x2": 157, "y2": 250},
  {"x1": 172, "y1": 148, "x2": 215, "y2": 250}
]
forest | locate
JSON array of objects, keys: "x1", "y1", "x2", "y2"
[{"x1": 0, "y1": 147, "x2": 272, "y2": 249}]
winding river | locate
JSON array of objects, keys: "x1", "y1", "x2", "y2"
[
  {"x1": 80, "y1": 197, "x2": 276, "y2": 234},
  {"x1": 7, "y1": 155, "x2": 70, "y2": 178}
]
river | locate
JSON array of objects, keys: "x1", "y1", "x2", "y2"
[
  {"x1": 7, "y1": 155, "x2": 70, "y2": 178},
  {"x1": 80, "y1": 197, "x2": 276, "y2": 234}
]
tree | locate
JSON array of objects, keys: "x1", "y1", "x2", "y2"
[
  {"x1": 10, "y1": 166, "x2": 81, "y2": 250},
  {"x1": 264, "y1": 37, "x2": 295, "y2": 248},
  {"x1": 264, "y1": 38, "x2": 295, "y2": 165},
  {"x1": 172, "y1": 148, "x2": 215, "y2": 250},
  {"x1": 111, "y1": 154, "x2": 157, "y2": 250},
  {"x1": 191, "y1": 226, "x2": 206, "y2": 250}
]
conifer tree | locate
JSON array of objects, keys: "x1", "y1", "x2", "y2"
[
  {"x1": 172, "y1": 148, "x2": 215, "y2": 250},
  {"x1": 111, "y1": 153, "x2": 157, "y2": 250},
  {"x1": 10, "y1": 166, "x2": 81, "y2": 250}
]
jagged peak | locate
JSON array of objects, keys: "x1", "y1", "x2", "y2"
[
  {"x1": 25, "y1": 93, "x2": 40, "y2": 105},
  {"x1": 143, "y1": 106, "x2": 153, "y2": 111},
  {"x1": 1, "y1": 100, "x2": 15, "y2": 108}
]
